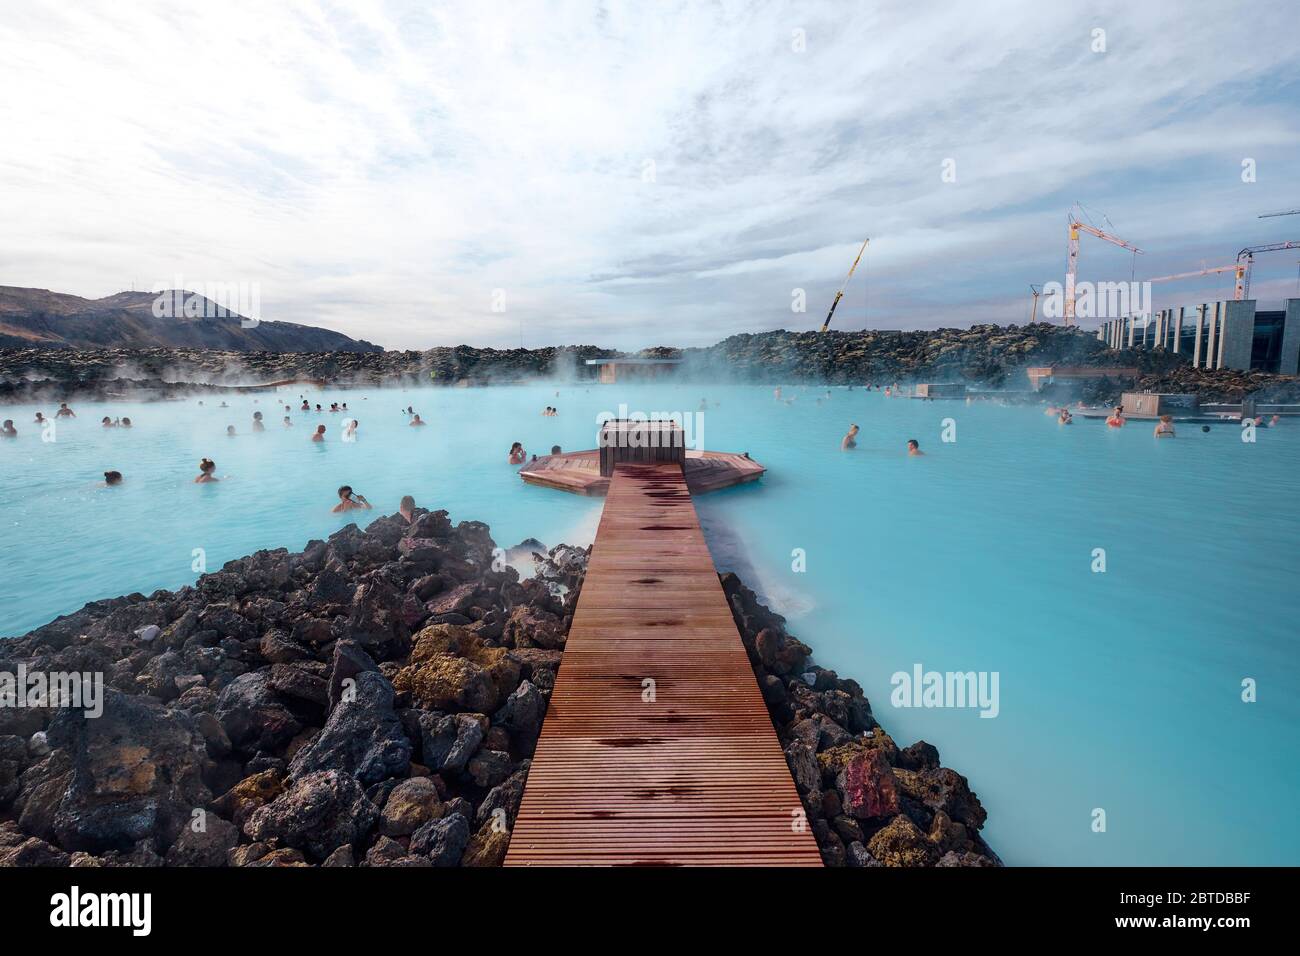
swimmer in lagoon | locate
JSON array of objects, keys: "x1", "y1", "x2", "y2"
[
  {"x1": 1106, "y1": 407, "x2": 1125, "y2": 427},
  {"x1": 101, "y1": 416, "x2": 115, "y2": 428},
  {"x1": 34, "y1": 412, "x2": 46, "y2": 425},
  {"x1": 301, "y1": 401, "x2": 310, "y2": 411},
  {"x1": 194, "y1": 458, "x2": 218, "y2": 483},
  {"x1": 508, "y1": 442, "x2": 527, "y2": 465},
  {"x1": 842, "y1": 424, "x2": 859, "y2": 450},
  {"x1": 252, "y1": 411, "x2": 265, "y2": 432},
  {"x1": 283, "y1": 416, "x2": 292, "y2": 427},
  {"x1": 1, "y1": 420, "x2": 16, "y2": 438},
  {"x1": 312, "y1": 425, "x2": 326, "y2": 442},
  {"x1": 1154, "y1": 415, "x2": 1176, "y2": 438},
  {"x1": 410, "y1": 414, "x2": 426, "y2": 426},
  {"x1": 1058, "y1": 409, "x2": 1073, "y2": 425},
  {"x1": 120, "y1": 417, "x2": 132, "y2": 428},
  {"x1": 907, "y1": 439, "x2": 925, "y2": 456},
  {"x1": 226, "y1": 425, "x2": 236, "y2": 437},
  {"x1": 55, "y1": 403, "x2": 75, "y2": 418},
  {"x1": 332, "y1": 485, "x2": 372, "y2": 513},
  {"x1": 1269, "y1": 415, "x2": 1281, "y2": 427},
  {"x1": 399, "y1": 495, "x2": 416, "y2": 523},
  {"x1": 103, "y1": 471, "x2": 122, "y2": 486}
]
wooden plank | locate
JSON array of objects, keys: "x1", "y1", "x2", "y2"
[{"x1": 504, "y1": 461, "x2": 821, "y2": 867}]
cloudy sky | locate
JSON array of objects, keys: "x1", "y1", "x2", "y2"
[{"x1": 2, "y1": 0, "x2": 1298, "y2": 349}]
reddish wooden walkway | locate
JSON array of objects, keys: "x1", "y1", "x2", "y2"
[{"x1": 505, "y1": 462, "x2": 821, "y2": 866}]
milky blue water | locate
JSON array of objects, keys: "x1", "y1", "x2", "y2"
[{"x1": 2, "y1": 383, "x2": 1297, "y2": 866}]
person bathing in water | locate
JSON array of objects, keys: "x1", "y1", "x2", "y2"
[
  {"x1": 410, "y1": 414, "x2": 426, "y2": 426},
  {"x1": 1154, "y1": 414, "x2": 1176, "y2": 438},
  {"x1": 252, "y1": 411, "x2": 265, "y2": 432},
  {"x1": 508, "y1": 442, "x2": 527, "y2": 464},
  {"x1": 194, "y1": 458, "x2": 219, "y2": 483},
  {"x1": 1, "y1": 420, "x2": 16, "y2": 438},
  {"x1": 332, "y1": 485, "x2": 372, "y2": 513},
  {"x1": 841, "y1": 423, "x2": 859, "y2": 450},
  {"x1": 55, "y1": 403, "x2": 75, "y2": 418},
  {"x1": 1058, "y1": 408, "x2": 1073, "y2": 425},
  {"x1": 312, "y1": 424, "x2": 326, "y2": 442},
  {"x1": 103, "y1": 470, "x2": 123, "y2": 486},
  {"x1": 907, "y1": 438, "x2": 925, "y2": 456},
  {"x1": 1106, "y1": 406, "x2": 1125, "y2": 427}
]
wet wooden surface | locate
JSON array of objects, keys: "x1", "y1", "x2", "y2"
[{"x1": 504, "y1": 462, "x2": 821, "y2": 866}]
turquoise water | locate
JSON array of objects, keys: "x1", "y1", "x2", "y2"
[{"x1": 2, "y1": 383, "x2": 1297, "y2": 866}]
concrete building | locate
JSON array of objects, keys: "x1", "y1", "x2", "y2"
[
  {"x1": 1119, "y1": 392, "x2": 1199, "y2": 418},
  {"x1": 1097, "y1": 298, "x2": 1300, "y2": 374},
  {"x1": 912, "y1": 382, "x2": 967, "y2": 399}
]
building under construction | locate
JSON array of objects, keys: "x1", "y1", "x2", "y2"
[{"x1": 1097, "y1": 298, "x2": 1300, "y2": 374}]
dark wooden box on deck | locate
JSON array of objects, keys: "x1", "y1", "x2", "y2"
[{"x1": 598, "y1": 419, "x2": 685, "y2": 477}]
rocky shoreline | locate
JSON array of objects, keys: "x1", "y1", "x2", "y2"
[
  {"x1": 721, "y1": 574, "x2": 999, "y2": 867},
  {"x1": 1, "y1": 507, "x2": 995, "y2": 868},
  {"x1": 4, "y1": 324, "x2": 1294, "y2": 405},
  {"x1": 0, "y1": 510, "x2": 583, "y2": 867}
]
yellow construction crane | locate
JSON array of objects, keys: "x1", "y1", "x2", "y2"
[
  {"x1": 819, "y1": 238, "x2": 869, "y2": 332},
  {"x1": 1065, "y1": 204, "x2": 1143, "y2": 326}
]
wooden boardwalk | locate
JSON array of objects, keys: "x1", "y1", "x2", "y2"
[{"x1": 505, "y1": 462, "x2": 821, "y2": 866}]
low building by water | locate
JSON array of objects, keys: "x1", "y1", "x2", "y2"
[
  {"x1": 1025, "y1": 365, "x2": 1139, "y2": 391},
  {"x1": 584, "y1": 357, "x2": 681, "y2": 383}
]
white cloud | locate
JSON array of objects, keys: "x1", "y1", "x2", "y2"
[{"x1": 1, "y1": 0, "x2": 1298, "y2": 349}]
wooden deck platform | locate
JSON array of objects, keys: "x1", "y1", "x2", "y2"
[
  {"x1": 519, "y1": 449, "x2": 765, "y2": 496},
  {"x1": 504, "y1": 462, "x2": 821, "y2": 867}
]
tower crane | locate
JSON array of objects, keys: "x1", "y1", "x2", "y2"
[
  {"x1": 1064, "y1": 205, "x2": 1143, "y2": 326},
  {"x1": 1234, "y1": 242, "x2": 1300, "y2": 299},
  {"x1": 819, "y1": 238, "x2": 869, "y2": 332}
]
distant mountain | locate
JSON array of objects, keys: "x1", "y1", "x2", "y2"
[{"x1": 0, "y1": 286, "x2": 381, "y2": 352}]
